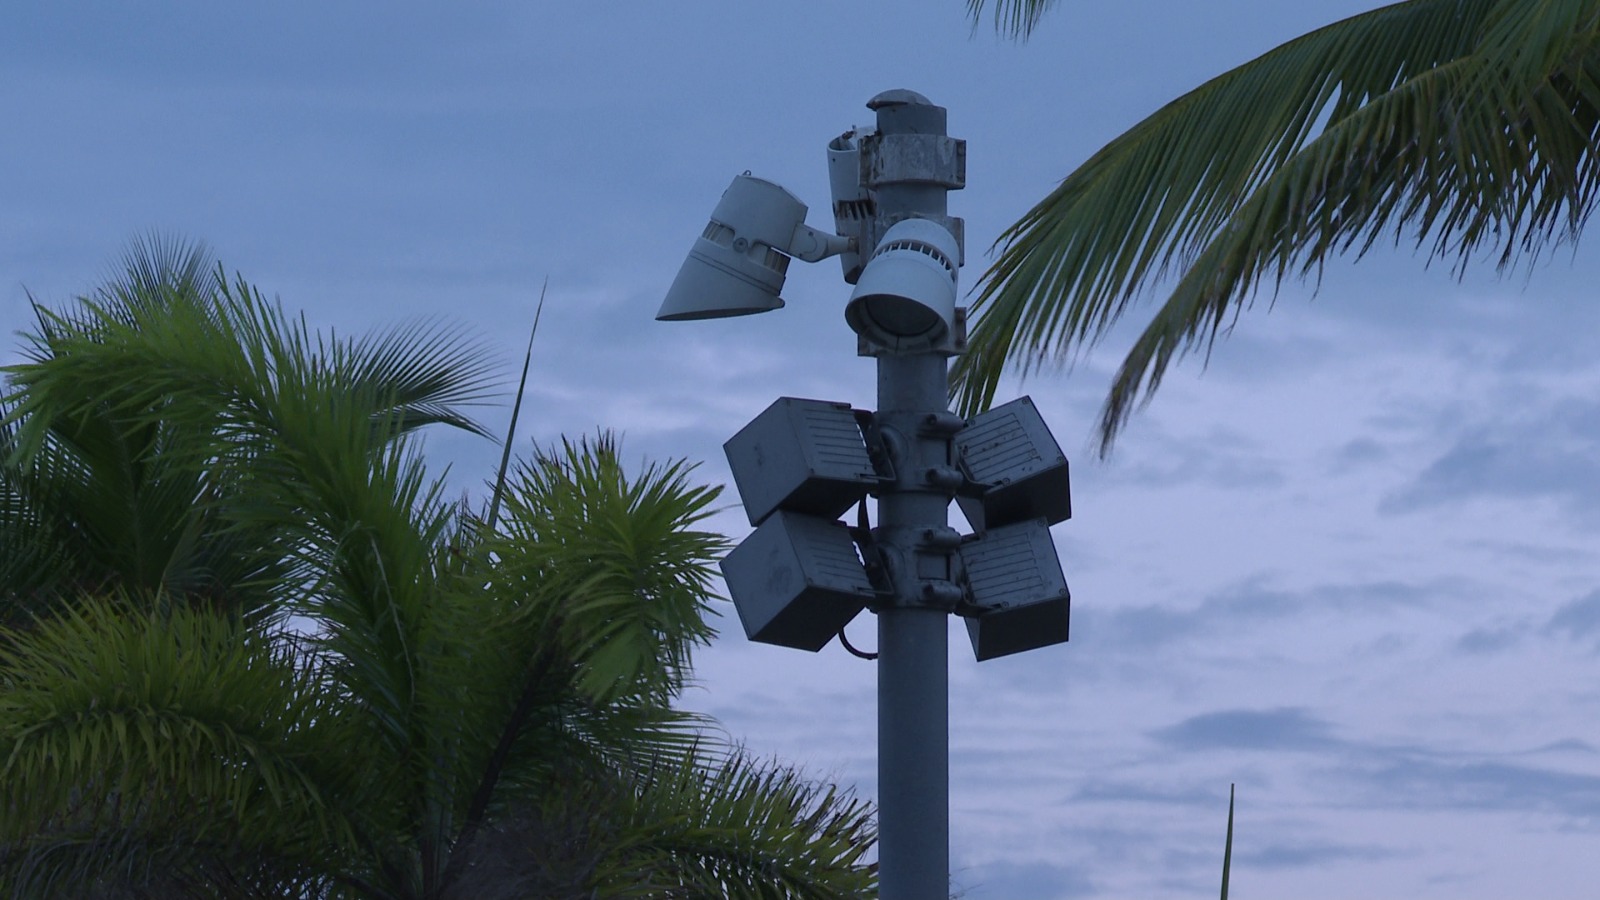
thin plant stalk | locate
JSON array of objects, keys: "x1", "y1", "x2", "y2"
[
  {"x1": 485, "y1": 278, "x2": 547, "y2": 531},
  {"x1": 1220, "y1": 783, "x2": 1235, "y2": 900}
]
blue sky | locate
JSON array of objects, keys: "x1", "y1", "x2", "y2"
[{"x1": 6, "y1": 2, "x2": 1600, "y2": 897}]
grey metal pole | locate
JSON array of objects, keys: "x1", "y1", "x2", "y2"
[
  {"x1": 876, "y1": 355, "x2": 951, "y2": 900},
  {"x1": 867, "y1": 89, "x2": 958, "y2": 900}
]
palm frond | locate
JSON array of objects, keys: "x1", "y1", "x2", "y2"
[
  {"x1": 595, "y1": 748, "x2": 877, "y2": 899},
  {"x1": 3, "y1": 240, "x2": 499, "y2": 617},
  {"x1": 0, "y1": 398, "x2": 92, "y2": 619},
  {"x1": 105, "y1": 232, "x2": 222, "y2": 316},
  {"x1": 965, "y1": 0, "x2": 1061, "y2": 39},
  {"x1": 956, "y1": 0, "x2": 1600, "y2": 452},
  {"x1": 424, "y1": 434, "x2": 729, "y2": 889},
  {"x1": 3, "y1": 244, "x2": 287, "y2": 613},
  {"x1": 439, "y1": 747, "x2": 876, "y2": 900},
  {"x1": 488, "y1": 434, "x2": 725, "y2": 707},
  {"x1": 0, "y1": 599, "x2": 358, "y2": 897},
  {"x1": 4, "y1": 237, "x2": 497, "y2": 616}
]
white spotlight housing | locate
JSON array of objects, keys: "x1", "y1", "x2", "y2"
[
  {"x1": 844, "y1": 217, "x2": 959, "y2": 353},
  {"x1": 658, "y1": 174, "x2": 852, "y2": 321},
  {"x1": 828, "y1": 128, "x2": 875, "y2": 284}
]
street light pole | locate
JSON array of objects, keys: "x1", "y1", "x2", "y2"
[
  {"x1": 863, "y1": 89, "x2": 960, "y2": 900},
  {"x1": 661, "y1": 88, "x2": 1071, "y2": 900},
  {"x1": 875, "y1": 353, "x2": 954, "y2": 900}
]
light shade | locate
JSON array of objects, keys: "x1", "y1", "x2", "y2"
[
  {"x1": 720, "y1": 510, "x2": 875, "y2": 652},
  {"x1": 657, "y1": 175, "x2": 805, "y2": 321},
  {"x1": 656, "y1": 246, "x2": 786, "y2": 320},
  {"x1": 844, "y1": 218, "x2": 959, "y2": 352}
]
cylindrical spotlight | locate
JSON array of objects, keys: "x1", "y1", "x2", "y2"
[{"x1": 844, "y1": 217, "x2": 960, "y2": 352}]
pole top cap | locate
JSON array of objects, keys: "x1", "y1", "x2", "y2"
[{"x1": 867, "y1": 89, "x2": 933, "y2": 110}]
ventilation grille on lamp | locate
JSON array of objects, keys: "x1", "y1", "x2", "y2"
[{"x1": 870, "y1": 237, "x2": 954, "y2": 279}]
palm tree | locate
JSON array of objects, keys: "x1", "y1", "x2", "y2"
[
  {"x1": 0, "y1": 241, "x2": 876, "y2": 898},
  {"x1": 955, "y1": 0, "x2": 1600, "y2": 453},
  {"x1": 0, "y1": 235, "x2": 497, "y2": 625}
]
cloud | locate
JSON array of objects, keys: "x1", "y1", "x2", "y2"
[
  {"x1": 1458, "y1": 537, "x2": 1591, "y2": 565},
  {"x1": 1330, "y1": 436, "x2": 1389, "y2": 470},
  {"x1": 1237, "y1": 841, "x2": 1402, "y2": 870},
  {"x1": 1148, "y1": 706, "x2": 1600, "y2": 826},
  {"x1": 1545, "y1": 590, "x2": 1600, "y2": 646},
  {"x1": 1152, "y1": 708, "x2": 1341, "y2": 753},
  {"x1": 955, "y1": 860, "x2": 1096, "y2": 900},
  {"x1": 1069, "y1": 781, "x2": 1222, "y2": 808},
  {"x1": 1380, "y1": 398, "x2": 1600, "y2": 528},
  {"x1": 1349, "y1": 757, "x2": 1600, "y2": 821},
  {"x1": 1521, "y1": 738, "x2": 1598, "y2": 756},
  {"x1": 1453, "y1": 624, "x2": 1525, "y2": 655},
  {"x1": 1078, "y1": 577, "x2": 1443, "y2": 654},
  {"x1": 1098, "y1": 422, "x2": 1287, "y2": 491}
]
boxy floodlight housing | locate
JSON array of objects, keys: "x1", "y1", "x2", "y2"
[
  {"x1": 958, "y1": 518, "x2": 1070, "y2": 661},
  {"x1": 658, "y1": 174, "x2": 853, "y2": 321},
  {"x1": 720, "y1": 510, "x2": 876, "y2": 651},
  {"x1": 845, "y1": 217, "x2": 960, "y2": 353},
  {"x1": 954, "y1": 396, "x2": 1071, "y2": 532},
  {"x1": 724, "y1": 397, "x2": 883, "y2": 527}
]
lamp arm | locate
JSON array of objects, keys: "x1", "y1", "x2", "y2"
[{"x1": 787, "y1": 222, "x2": 854, "y2": 263}]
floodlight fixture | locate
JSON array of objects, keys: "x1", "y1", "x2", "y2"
[
  {"x1": 954, "y1": 396, "x2": 1071, "y2": 531},
  {"x1": 655, "y1": 90, "x2": 1078, "y2": 898},
  {"x1": 957, "y1": 518, "x2": 1070, "y2": 661},
  {"x1": 724, "y1": 397, "x2": 885, "y2": 527},
  {"x1": 844, "y1": 217, "x2": 960, "y2": 353},
  {"x1": 657, "y1": 174, "x2": 853, "y2": 321},
  {"x1": 720, "y1": 510, "x2": 876, "y2": 652},
  {"x1": 828, "y1": 128, "x2": 875, "y2": 284}
]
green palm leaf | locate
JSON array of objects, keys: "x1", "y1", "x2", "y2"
[
  {"x1": 597, "y1": 749, "x2": 877, "y2": 899},
  {"x1": 2, "y1": 237, "x2": 498, "y2": 618},
  {"x1": 437, "y1": 748, "x2": 876, "y2": 900},
  {"x1": 487, "y1": 435, "x2": 725, "y2": 708},
  {"x1": 955, "y1": 0, "x2": 1600, "y2": 452},
  {"x1": 0, "y1": 599, "x2": 358, "y2": 898}
]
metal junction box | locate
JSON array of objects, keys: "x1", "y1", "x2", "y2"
[
  {"x1": 954, "y1": 396, "x2": 1071, "y2": 532},
  {"x1": 958, "y1": 518, "x2": 1070, "y2": 661},
  {"x1": 720, "y1": 510, "x2": 876, "y2": 652},
  {"x1": 724, "y1": 397, "x2": 882, "y2": 527}
]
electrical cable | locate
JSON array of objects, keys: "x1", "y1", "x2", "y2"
[
  {"x1": 839, "y1": 625, "x2": 878, "y2": 660},
  {"x1": 840, "y1": 496, "x2": 879, "y2": 659}
]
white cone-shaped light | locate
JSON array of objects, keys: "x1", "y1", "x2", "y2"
[
  {"x1": 844, "y1": 217, "x2": 959, "y2": 352},
  {"x1": 657, "y1": 175, "x2": 806, "y2": 321}
]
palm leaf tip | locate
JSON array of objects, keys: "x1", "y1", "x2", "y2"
[{"x1": 965, "y1": 0, "x2": 1060, "y2": 39}]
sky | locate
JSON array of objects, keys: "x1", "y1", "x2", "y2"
[{"x1": 5, "y1": 2, "x2": 1600, "y2": 897}]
